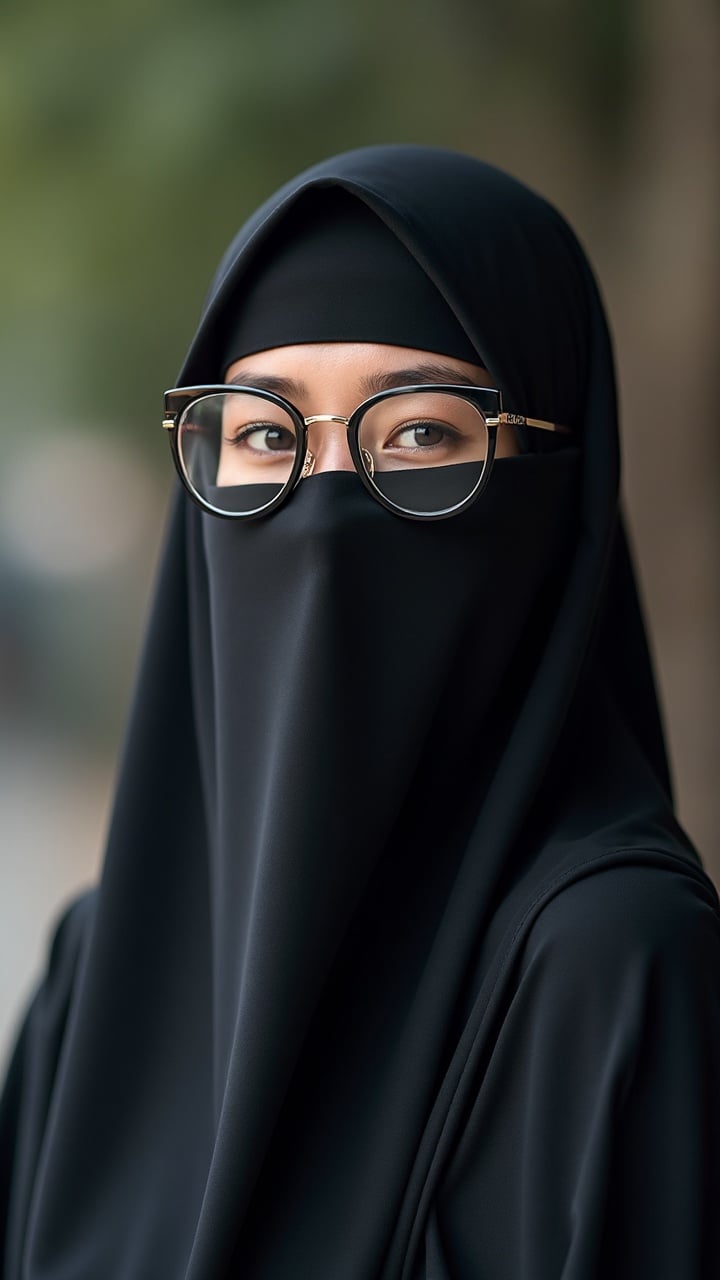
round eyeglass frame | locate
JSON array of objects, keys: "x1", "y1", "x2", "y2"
[{"x1": 162, "y1": 383, "x2": 570, "y2": 522}]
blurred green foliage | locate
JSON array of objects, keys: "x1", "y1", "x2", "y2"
[{"x1": 1, "y1": 0, "x2": 638, "y2": 462}]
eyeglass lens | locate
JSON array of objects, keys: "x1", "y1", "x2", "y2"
[{"x1": 177, "y1": 390, "x2": 491, "y2": 517}]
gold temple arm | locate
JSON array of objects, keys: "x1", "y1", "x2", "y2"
[{"x1": 486, "y1": 413, "x2": 571, "y2": 435}]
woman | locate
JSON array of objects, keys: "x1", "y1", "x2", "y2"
[{"x1": 1, "y1": 144, "x2": 719, "y2": 1278}]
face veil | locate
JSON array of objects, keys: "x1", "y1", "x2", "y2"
[{"x1": 2, "y1": 145, "x2": 717, "y2": 1280}]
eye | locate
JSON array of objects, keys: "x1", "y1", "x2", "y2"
[
  {"x1": 226, "y1": 423, "x2": 296, "y2": 453},
  {"x1": 388, "y1": 420, "x2": 456, "y2": 450}
]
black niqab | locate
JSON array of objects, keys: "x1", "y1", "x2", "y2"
[{"x1": 2, "y1": 145, "x2": 719, "y2": 1280}]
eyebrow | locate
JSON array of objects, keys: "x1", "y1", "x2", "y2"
[
  {"x1": 226, "y1": 360, "x2": 488, "y2": 400},
  {"x1": 226, "y1": 371, "x2": 310, "y2": 397},
  {"x1": 359, "y1": 362, "x2": 486, "y2": 394}
]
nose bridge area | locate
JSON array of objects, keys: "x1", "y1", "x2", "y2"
[{"x1": 304, "y1": 415, "x2": 355, "y2": 474}]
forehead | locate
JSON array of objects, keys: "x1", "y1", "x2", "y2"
[{"x1": 224, "y1": 342, "x2": 493, "y2": 399}]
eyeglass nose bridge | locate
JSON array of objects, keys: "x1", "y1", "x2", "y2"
[
  {"x1": 300, "y1": 413, "x2": 352, "y2": 481},
  {"x1": 303, "y1": 413, "x2": 350, "y2": 427}
]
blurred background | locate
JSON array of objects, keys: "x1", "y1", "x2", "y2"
[{"x1": 1, "y1": 0, "x2": 718, "y2": 1062}]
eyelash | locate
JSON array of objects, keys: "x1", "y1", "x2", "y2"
[
  {"x1": 226, "y1": 424, "x2": 294, "y2": 448},
  {"x1": 387, "y1": 420, "x2": 463, "y2": 445}
]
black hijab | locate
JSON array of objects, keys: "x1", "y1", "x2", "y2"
[{"x1": 2, "y1": 145, "x2": 719, "y2": 1280}]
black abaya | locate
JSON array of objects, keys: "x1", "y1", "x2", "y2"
[{"x1": 2, "y1": 144, "x2": 719, "y2": 1279}]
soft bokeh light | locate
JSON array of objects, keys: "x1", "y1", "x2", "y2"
[{"x1": 1, "y1": 428, "x2": 155, "y2": 579}]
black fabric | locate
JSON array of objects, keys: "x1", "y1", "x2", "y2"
[
  {"x1": 219, "y1": 188, "x2": 481, "y2": 369},
  {"x1": 2, "y1": 144, "x2": 720, "y2": 1280}
]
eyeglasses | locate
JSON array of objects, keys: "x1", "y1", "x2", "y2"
[{"x1": 162, "y1": 384, "x2": 570, "y2": 521}]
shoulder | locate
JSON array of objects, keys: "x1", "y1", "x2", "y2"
[
  {"x1": 20, "y1": 890, "x2": 97, "y2": 1038},
  {"x1": 1, "y1": 889, "x2": 96, "y2": 1114},
  {"x1": 46, "y1": 889, "x2": 95, "y2": 965},
  {"x1": 521, "y1": 860, "x2": 720, "y2": 993},
  {"x1": 42, "y1": 889, "x2": 96, "y2": 993},
  {"x1": 0, "y1": 892, "x2": 97, "y2": 1260}
]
